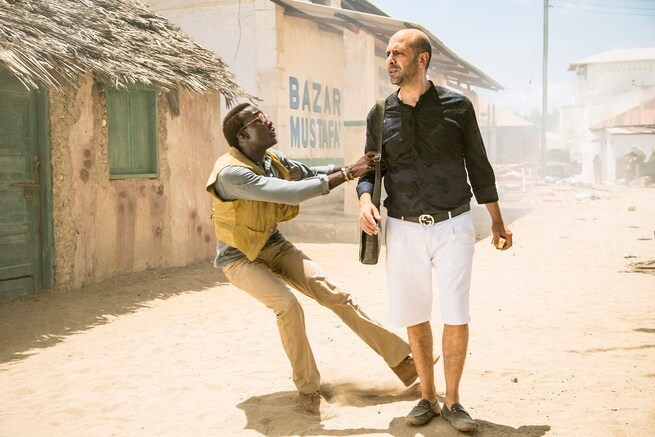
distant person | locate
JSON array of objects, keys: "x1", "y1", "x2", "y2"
[
  {"x1": 206, "y1": 103, "x2": 419, "y2": 419},
  {"x1": 644, "y1": 148, "x2": 655, "y2": 186},
  {"x1": 358, "y1": 29, "x2": 513, "y2": 431},
  {"x1": 593, "y1": 154, "x2": 602, "y2": 185},
  {"x1": 625, "y1": 146, "x2": 646, "y2": 186}
]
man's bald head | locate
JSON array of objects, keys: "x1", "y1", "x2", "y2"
[{"x1": 390, "y1": 29, "x2": 432, "y2": 68}]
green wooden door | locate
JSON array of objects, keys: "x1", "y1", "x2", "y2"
[{"x1": 0, "y1": 69, "x2": 44, "y2": 300}]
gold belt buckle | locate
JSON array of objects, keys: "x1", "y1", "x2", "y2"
[{"x1": 418, "y1": 214, "x2": 435, "y2": 227}]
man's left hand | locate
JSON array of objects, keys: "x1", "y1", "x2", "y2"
[{"x1": 491, "y1": 222, "x2": 512, "y2": 251}]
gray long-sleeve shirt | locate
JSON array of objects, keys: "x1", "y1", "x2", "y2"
[{"x1": 212, "y1": 149, "x2": 334, "y2": 267}]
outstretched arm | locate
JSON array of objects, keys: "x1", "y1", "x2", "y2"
[
  {"x1": 215, "y1": 167, "x2": 328, "y2": 205},
  {"x1": 326, "y1": 152, "x2": 377, "y2": 190},
  {"x1": 214, "y1": 153, "x2": 376, "y2": 206}
]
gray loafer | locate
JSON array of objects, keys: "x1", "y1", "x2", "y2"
[
  {"x1": 405, "y1": 399, "x2": 441, "y2": 426},
  {"x1": 442, "y1": 402, "x2": 477, "y2": 432}
]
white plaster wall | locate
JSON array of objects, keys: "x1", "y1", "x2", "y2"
[
  {"x1": 271, "y1": 13, "x2": 348, "y2": 211},
  {"x1": 574, "y1": 60, "x2": 655, "y2": 104},
  {"x1": 146, "y1": 0, "x2": 257, "y2": 97},
  {"x1": 146, "y1": 0, "x2": 258, "y2": 155},
  {"x1": 254, "y1": 0, "x2": 283, "y2": 123},
  {"x1": 278, "y1": 15, "x2": 344, "y2": 163},
  {"x1": 342, "y1": 30, "x2": 377, "y2": 215}
]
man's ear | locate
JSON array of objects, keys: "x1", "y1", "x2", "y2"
[
  {"x1": 419, "y1": 52, "x2": 429, "y2": 68},
  {"x1": 236, "y1": 128, "x2": 250, "y2": 149},
  {"x1": 237, "y1": 129, "x2": 250, "y2": 141}
]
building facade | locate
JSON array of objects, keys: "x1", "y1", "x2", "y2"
[
  {"x1": 560, "y1": 48, "x2": 655, "y2": 181},
  {"x1": 147, "y1": 0, "x2": 502, "y2": 220},
  {"x1": 591, "y1": 98, "x2": 655, "y2": 182},
  {"x1": 0, "y1": 0, "x2": 247, "y2": 300}
]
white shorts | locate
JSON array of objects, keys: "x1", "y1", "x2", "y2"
[{"x1": 385, "y1": 211, "x2": 475, "y2": 327}]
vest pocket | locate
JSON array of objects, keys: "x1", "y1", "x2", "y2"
[{"x1": 233, "y1": 225, "x2": 271, "y2": 261}]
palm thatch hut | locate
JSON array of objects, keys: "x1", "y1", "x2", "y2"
[{"x1": 0, "y1": 0, "x2": 251, "y2": 300}]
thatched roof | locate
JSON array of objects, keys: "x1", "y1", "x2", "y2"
[{"x1": 0, "y1": 0, "x2": 252, "y2": 104}]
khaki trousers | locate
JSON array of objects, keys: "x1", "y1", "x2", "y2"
[{"x1": 222, "y1": 239, "x2": 410, "y2": 394}]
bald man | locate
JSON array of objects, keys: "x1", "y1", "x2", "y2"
[{"x1": 357, "y1": 29, "x2": 513, "y2": 431}]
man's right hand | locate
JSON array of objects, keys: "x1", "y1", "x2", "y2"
[{"x1": 359, "y1": 194, "x2": 382, "y2": 235}]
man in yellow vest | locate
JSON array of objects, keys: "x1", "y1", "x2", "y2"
[{"x1": 206, "y1": 103, "x2": 417, "y2": 419}]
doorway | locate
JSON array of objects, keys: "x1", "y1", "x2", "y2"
[{"x1": 0, "y1": 67, "x2": 53, "y2": 300}]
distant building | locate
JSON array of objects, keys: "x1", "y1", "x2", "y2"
[
  {"x1": 0, "y1": 0, "x2": 248, "y2": 300},
  {"x1": 591, "y1": 98, "x2": 655, "y2": 181},
  {"x1": 477, "y1": 100, "x2": 540, "y2": 165},
  {"x1": 560, "y1": 48, "x2": 655, "y2": 180}
]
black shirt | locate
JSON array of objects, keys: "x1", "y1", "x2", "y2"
[{"x1": 356, "y1": 83, "x2": 498, "y2": 216}]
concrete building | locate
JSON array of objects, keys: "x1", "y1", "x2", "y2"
[
  {"x1": 147, "y1": 0, "x2": 503, "y2": 240},
  {"x1": 0, "y1": 0, "x2": 248, "y2": 300},
  {"x1": 591, "y1": 98, "x2": 655, "y2": 182},
  {"x1": 560, "y1": 48, "x2": 655, "y2": 181},
  {"x1": 477, "y1": 99, "x2": 540, "y2": 166}
]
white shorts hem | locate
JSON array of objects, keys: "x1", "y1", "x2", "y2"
[
  {"x1": 388, "y1": 315, "x2": 432, "y2": 329},
  {"x1": 442, "y1": 316, "x2": 471, "y2": 326}
]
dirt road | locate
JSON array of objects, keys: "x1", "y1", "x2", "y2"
[{"x1": 1, "y1": 184, "x2": 653, "y2": 436}]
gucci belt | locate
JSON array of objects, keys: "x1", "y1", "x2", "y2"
[{"x1": 389, "y1": 204, "x2": 471, "y2": 227}]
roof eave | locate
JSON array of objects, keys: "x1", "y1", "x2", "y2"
[{"x1": 271, "y1": 0, "x2": 503, "y2": 92}]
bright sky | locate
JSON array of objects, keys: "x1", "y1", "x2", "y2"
[{"x1": 372, "y1": 0, "x2": 655, "y2": 115}]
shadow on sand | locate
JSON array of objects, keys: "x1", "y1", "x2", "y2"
[
  {"x1": 471, "y1": 204, "x2": 532, "y2": 241},
  {"x1": 566, "y1": 344, "x2": 655, "y2": 354},
  {"x1": 237, "y1": 383, "x2": 550, "y2": 437},
  {"x1": 0, "y1": 260, "x2": 228, "y2": 366}
]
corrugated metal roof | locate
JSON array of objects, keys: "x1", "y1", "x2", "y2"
[
  {"x1": 270, "y1": 0, "x2": 502, "y2": 91},
  {"x1": 592, "y1": 98, "x2": 655, "y2": 129},
  {"x1": 569, "y1": 48, "x2": 655, "y2": 70}
]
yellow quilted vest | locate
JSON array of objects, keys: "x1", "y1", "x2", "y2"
[{"x1": 205, "y1": 148, "x2": 299, "y2": 261}]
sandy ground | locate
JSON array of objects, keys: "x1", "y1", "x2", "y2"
[{"x1": 0, "y1": 184, "x2": 653, "y2": 437}]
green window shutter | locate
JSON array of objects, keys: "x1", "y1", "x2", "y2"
[{"x1": 107, "y1": 86, "x2": 158, "y2": 178}]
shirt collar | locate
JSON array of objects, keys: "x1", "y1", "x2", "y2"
[
  {"x1": 395, "y1": 81, "x2": 438, "y2": 109},
  {"x1": 262, "y1": 154, "x2": 274, "y2": 175}
]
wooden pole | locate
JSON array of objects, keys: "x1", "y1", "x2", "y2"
[{"x1": 541, "y1": 0, "x2": 549, "y2": 175}]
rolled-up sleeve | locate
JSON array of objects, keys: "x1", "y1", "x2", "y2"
[
  {"x1": 274, "y1": 150, "x2": 335, "y2": 181},
  {"x1": 462, "y1": 100, "x2": 499, "y2": 204},
  {"x1": 214, "y1": 166, "x2": 330, "y2": 205},
  {"x1": 286, "y1": 160, "x2": 334, "y2": 181}
]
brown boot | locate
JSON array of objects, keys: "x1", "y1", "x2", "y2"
[
  {"x1": 298, "y1": 391, "x2": 338, "y2": 419},
  {"x1": 391, "y1": 355, "x2": 441, "y2": 387}
]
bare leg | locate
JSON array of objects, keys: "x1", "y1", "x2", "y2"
[
  {"x1": 407, "y1": 321, "x2": 436, "y2": 403},
  {"x1": 443, "y1": 323, "x2": 468, "y2": 408}
]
